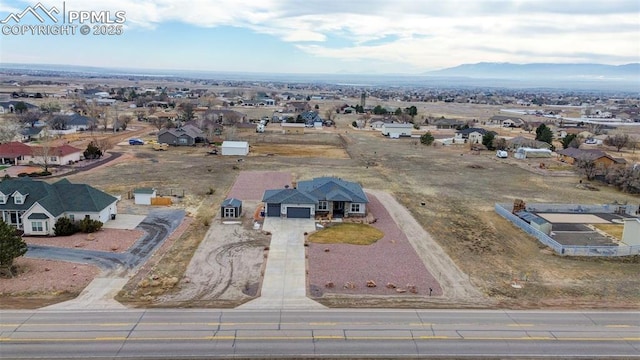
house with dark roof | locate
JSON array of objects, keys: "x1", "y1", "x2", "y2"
[
  {"x1": 19, "y1": 126, "x2": 46, "y2": 142},
  {"x1": 262, "y1": 177, "x2": 368, "y2": 219},
  {"x1": 507, "y1": 136, "x2": 552, "y2": 150},
  {"x1": 433, "y1": 118, "x2": 465, "y2": 129},
  {"x1": 0, "y1": 178, "x2": 118, "y2": 235},
  {"x1": 0, "y1": 101, "x2": 38, "y2": 114},
  {"x1": 299, "y1": 111, "x2": 323, "y2": 127},
  {"x1": 158, "y1": 124, "x2": 206, "y2": 146},
  {"x1": 557, "y1": 148, "x2": 626, "y2": 167}
]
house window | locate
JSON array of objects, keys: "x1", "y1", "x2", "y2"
[
  {"x1": 317, "y1": 201, "x2": 328, "y2": 211},
  {"x1": 14, "y1": 194, "x2": 24, "y2": 204},
  {"x1": 50, "y1": 156, "x2": 57, "y2": 162},
  {"x1": 0, "y1": 194, "x2": 6, "y2": 204},
  {"x1": 31, "y1": 221, "x2": 43, "y2": 232},
  {"x1": 69, "y1": 214, "x2": 75, "y2": 221},
  {"x1": 350, "y1": 203, "x2": 361, "y2": 213}
]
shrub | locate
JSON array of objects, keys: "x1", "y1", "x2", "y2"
[
  {"x1": 420, "y1": 132, "x2": 435, "y2": 145},
  {"x1": 54, "y1": 217, "x2": 79, "y2": 236},
  {"x1": 78, "y1": 218, "x2": 103, "y2": 233},
  {"x1": 351, "y1": 121, "x2": 358, "y2": 128}
]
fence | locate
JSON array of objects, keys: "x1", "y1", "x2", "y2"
[
  {"x1": 524, "y1": 203, "x2": 638, "y2": 216},
  {"x1": 495, "y1": 203, "x2": 640, "y2": 257}
]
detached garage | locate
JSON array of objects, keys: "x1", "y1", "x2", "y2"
[
  {"x1": 221, "y1": 141, "x2": 249, "y2": 156},
  {"x1": 133, "y1": 188, "x2": 156, "y2": 205}
]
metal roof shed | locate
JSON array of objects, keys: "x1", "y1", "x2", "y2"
[{"x1": 221, "y1": 141, "x2": 249, "y2": 156}]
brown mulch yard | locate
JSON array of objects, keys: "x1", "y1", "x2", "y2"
[
  {"x1": 24, "y1": 229, "x2": 145, "y2": 253},
  {"x1": 0, "y1": 258, "x2": 100, "y2": 296},
  {"x1": 307, "y1": 193, "x2": 442, "y2": 297}
]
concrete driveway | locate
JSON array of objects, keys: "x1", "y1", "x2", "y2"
[{"x1": 239, "y1": 217, "x2": 325, "y2": 310}]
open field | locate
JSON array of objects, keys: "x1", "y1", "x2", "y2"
[
  {"x1": 4, "y1": 100, "x2": 640, "y2": 309},
  {"x1": 250, "y1": 143, "x2": 349, "y2": 159}
]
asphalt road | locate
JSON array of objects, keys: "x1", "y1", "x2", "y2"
[
  {"x1": 25, "y1": 209, "x2": 185, "y2": 272},
  {"x1": 1, "y1": 309, "x2": 638, "y2": 359}
]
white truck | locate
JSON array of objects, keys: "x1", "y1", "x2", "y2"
[{"x1": 496, "y1": 150, "x2": 508, "y2": 158}]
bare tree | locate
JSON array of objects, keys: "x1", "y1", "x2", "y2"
[
  {"x1": 150, "y1": 117, "x2": 166, "y2": 131},
  {"x1": 604, "y1": 133, "x2": 630, "y2": 152},
  {"x1": 18, "y1": 110, "x2": 43, "y2": 127},
  {"x1": 0, "y1": 116, "x2": 22, "y2": 143},
  {"x1": 179, "y1": 102, "x2": 195, "y2": 122},
  {"x1": 359, "y1": 113, "x2": 371, "y2": 128},
  {"x1": 576, "y1": 157, "x2": 599, "y2": 180},
  {"x1": 324, "y1": 108, "x2": 336, "y2": 122},
  {"x1": 31, "y1": 128, "x2": 53, "y2": 172},
  {"x1": 119, "y1": 115, "x2": 132, "y2": 131},
  {"x1": 224, "y1": 111, "x2": 242, "y2": 125},
  {"x1": 134, "y1": 109, "x2": 146, "y2": 121},
  {"x1": 92, "y1": 136, "x2": 113, "y2": 154}
]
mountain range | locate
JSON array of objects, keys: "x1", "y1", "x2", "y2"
[{"x1": 426, "y1": 62, "x2": 639, "y2": 81}]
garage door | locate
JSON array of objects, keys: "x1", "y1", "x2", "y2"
[
  {"x1": 286, "y1": 207, "x2": 311, "y2": 218},
  {"x1": 266, "y1": 204, "x2": 281, "y2": 217}
]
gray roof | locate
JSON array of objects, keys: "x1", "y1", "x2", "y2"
[
  {"x1": 0, "y1": 178, "x2": 117, "y2": 216},
  {"x1": 262, "y1": 189, "x2": 318, "y2": 204},
  {"x1": 383, "y1": 123, "x2": 413, "y2": 128},
  {"x1": 134, "y1": 188, "x2": 155, "y2": 194},
  {"x1": 457, "y1": 127, "x2": 491, "y2": 135},
  {"x1": 222, "y1": 198, "x2": 242, "y2": 207},
  {"x1": 158, "y1": 124, "x2": 205, "y2": 139},
  {"x1": 297, "y1": 177, "x2": 369, "y2": 204}
]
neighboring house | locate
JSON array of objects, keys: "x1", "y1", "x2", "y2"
[
  {"x1": 285, "y1": 101, "x2": 310, "y2": 113},
  {"x1": 488, "y1": 115, "x2": 525, "y2": 127},
  {"x1": 65, "y1": 114, "x2": 97, "y2": 131},
  {"x1": 221, "y1": 198, "x2": 242, "y2": 218},
  {"x1": 204, "y1": 109, "x2": 247, "y2": 124},
  {"x1": 434, "y1": 118, "x2": 464, "y2": 129},
  {"x1": 455, "y1": 127, "x2": 492, "y2": 144},
  {"x1": 0, "y1": 178, "x2": 118, "y2": 235},
  {"x1": 158, "y1": 124, "x2": 206, "y2": 146},
  {"x1": 0, "y1": 101, "x2": 38, "y2": 114},
  {"x1": 369, "y1": 120, "x2": 385, "y2": 129},
  {"x1": 507, "y1": 136, "x2": 552, "y2": 150},
  {"x1": 381, "y1": 123, "x2": 413, "y2": 138},
  {"x1": 262, "y1": 177, "x2": 368, "y2": 219},
  {"x1": 133, "y1": 188, "x2": 156, "y2": 205},
  {"x1": 622, "y1": 218, "x2": 640, "y2": 246},
  {"x1": 155, "y1": 111, "x2": 179, "y2": 122},
  {"x1": 19, "y1": 127, "x2": 45, "y2": 142},
  {"x1": 299, "y1": 111, "x2": 323, "y2": 127},
  {"x1": 557, "y1": 148, "x2": 627, "y2": 167},
  {"x1": 0, "y1": 142, "x2": 81, "y2": 165},
  {"x1": 221, "y1": 141, "x2": 249, "y2": 156}
]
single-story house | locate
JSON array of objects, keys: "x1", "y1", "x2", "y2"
[
  {"x1": 155, "y1": 111, "x2": 179, "y2": 121},
  {"x1": 0, "y1": 101, "x2": 38, "y2": 114},
  {"x1": 488, "y1": 115, "x2": 525, "y2": 127},
  {"x1": 369, "y1": 120, "x2": 385, "y2": 129},
  {"x1": 557, "y1": 148, "x2": 626, "y2": 167},
  {"x1": 381, "y1": 123, "x2": 413, "y2": 138},
  {"x1": 507, "y1": 136, "x2": 552, "y2": 150},
  {"x1": 221, "y1": 198, "x2": 242, "y2": 218},
  {"x1": 262, "y1": 177, "x2": 368, "y2": 219},
  {"x1": 622, "y1": 218, "x2": 640, "y2": 246},
  {"x1": 455, "y1": 127, "x2": 493, "y2": 144},
  {"x1": 64, "y1": 113, "x2": 97, "y2": 131},
  {"x1": 133, "y1": 188, "x2": 156, "y2": 205},
  {"x1": 221, "y1": 141, "x2": 249, "y2": 156},
  {"x1": 158, "y1": 124, "x2": 206, "y2": 146},
  {"x1": 433, "y1": 118, "x2": 465, "y2": 129},
  {"x1": 204, "y1": 109, "x2": 247, "y2": 124},
  {"x1": 19, "y1": 126, "x2": 46, "y2": 142},
  {"x1": 0, "y1": 142, "x2": 82, "y2": 166},
  {"x1": 0, "y1": 178, "x2": 118, "y2": 235},
  {"x1": 282, "y1": 122, "x2": 305, "y2": 134}
]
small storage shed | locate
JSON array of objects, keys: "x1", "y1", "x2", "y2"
[
  {"x1": 381, "y1": 123, "x2": 413, "y2": 138},
  {"x1": 517, "y1": 211, "x2": 552, "y2": 235},
  {"x1": 221, "y1": 198, "x2": 242, "y2": 218},
  {"x1": 133, "y1": 188, "x2": 156, "y2": 205},
  {"x1": 221, "y1": 141, "x2": 249, "y2": 156}
]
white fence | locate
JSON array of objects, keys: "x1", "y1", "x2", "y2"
[{"x1": 495, "y1": 203, "x2": 640, "y2": 257}]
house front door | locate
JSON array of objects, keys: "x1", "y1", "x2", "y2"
[{"x1": 333, "y1": 201, "x2": 345, "y2": 217}]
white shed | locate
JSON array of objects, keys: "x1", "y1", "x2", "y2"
[
  {"x1": 133, "y1": 188, "x2": 156, "y2": 205},
  {"x1": 221, "y1": 141, "x2": 249, "y2": 156}
]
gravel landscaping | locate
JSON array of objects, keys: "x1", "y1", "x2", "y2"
[
  {"x1": 226, "y1": 171, "x2": 292, "y2": 201},
  {"x1": 307, "y1": 193, "x2": 442, "y2": 297},
  {"x1": 24, "y1": 229, "x2": 144, "y2": 253}
]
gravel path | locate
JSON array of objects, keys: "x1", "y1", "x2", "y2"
[{"x1": 307, "y1": 193, "x2": 442, "y2": 297}]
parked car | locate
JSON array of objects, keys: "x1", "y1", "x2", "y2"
[
  {"x1": 129, "y1": 138, "x2": 144, "y2": 145},
  {"x1": 585, "y1": 138, "x2": 597, "y2": 144},
  {"x1": 496, "y1": 150, "x2": 508, "y2": 158}
]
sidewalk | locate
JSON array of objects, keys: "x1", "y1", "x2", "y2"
[{"x1": 238, "y1": 218, "x2": 326, "y2": 310}]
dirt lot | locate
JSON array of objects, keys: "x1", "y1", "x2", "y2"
[{"x1": 4, "y1": 103, "x2": 640, "y2": 309}]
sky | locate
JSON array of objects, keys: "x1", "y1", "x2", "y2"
[{"x1": 0, "y1": 0, "x2": 639, "y2": 74}]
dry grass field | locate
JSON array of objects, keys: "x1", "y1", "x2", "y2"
[{"x1": 3, "y1": 81, "x2": 639, "y2": 309}]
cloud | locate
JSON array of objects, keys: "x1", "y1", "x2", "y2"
[{"x1": 9, "y1": 0, "x2": 639, "y2": 70}]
